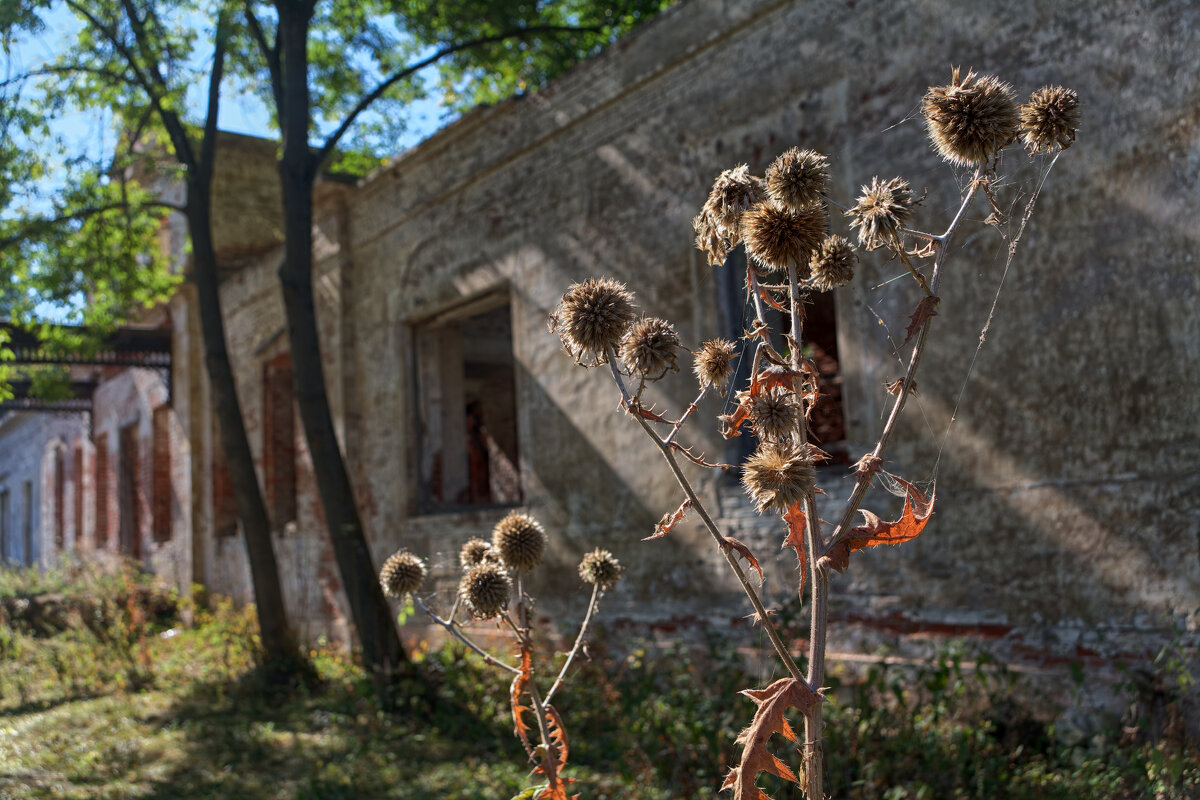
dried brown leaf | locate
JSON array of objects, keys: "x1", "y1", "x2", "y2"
[
  {"x1": 903, "y1": 295, "x2": 940, "y2": 345},
  {"x1": 721, "y1": 678, "x2": 823, "y2": 800},
  {"x1": 782, "y1": 503, "x2": 808, "y2": 596},
  {"x1": 511, "y1": 647, "x2": 535, "y2": 754},
  {"x1": 647, "y1": 499, "x2": 692, "y2": 540},
  {"x1": 722, "y1": 536, "x2": 763, "y2": 581},
  {"x1": 822, "y1": 478, "x2": 934, "y2": 574}
]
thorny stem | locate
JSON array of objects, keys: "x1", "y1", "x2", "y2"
[
  {"x1": 412, "y1": 594, "x2": 521, "y2": 674},
  {"x1": 516, "y1": 575, "x2": 562, "y2": 790},
  {"x1": 787, "y1": 262, "x2": 828, "y2": 800},
  {"x1": 544, "y1": 583, "x2": 601, "y2": 705},
  {"x1": 607, "y1": 355, "x2": 808, "y2": 686},
  {"x1": 828, "y1": 170, "x2": 982, "y2": 550},
  {"x1": 664, "y1": 384, "x2": 709, "y2": 446}
]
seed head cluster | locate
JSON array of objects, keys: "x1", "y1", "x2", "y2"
[
  {"x1": 459, "y1": 537, "x2": 495, "y2": 569},
  {"x1": 492, "y1": 511, "x2": 546, "y2": 571},
  {"x1": 620, "y1": 317, "x2": 680, "y2": 378},
  {"x1": 742, "y1": 441, "x2": 816, "y2": 514},
  {"x1": 578, "y1": 548, "x2": 623, "y2": 592},
  {"x1": 379, "y1": 550, "x2": 426, "y2": 598},
  {"x1": 549, "y1": 278, "x2": 637, "y2": 364},
  {"x1": 1019, "y1": 86, "x2": 1080, "y2": 154},
  {"x1": 809, "y1": 235, "x2": 858, "y2": 291},
  {"x1": 693, "y1": 338, "x2": 739, "y2": 393},
  {"x1": 742, "y1": 200, "x2": 828, "y2": 274},
  {"x1": 849, "y1": 176, "x2": 913, "y2": 250},
  {"x1": 750, "y1": 388, "x2": 800, "y2": 442},
  {"x1": 765, "y1": 148, "x2": 830, "y2": 211},
  {"x1": 460, "y1": 562, "x2": 512, "y2": 620},
  {"x1": 923, "y1": 69, "x2": 1019, "y2": 167}
]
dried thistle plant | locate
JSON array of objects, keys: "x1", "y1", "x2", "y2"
[
  {"x1": 551, "y1": 72, "x2": 1077, "y2": 799},
  {"x1": 391, "y1": 511, "x2": 621, "y2": 798}
]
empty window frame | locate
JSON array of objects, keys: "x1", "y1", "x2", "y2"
[
  {"x1": 95, "y1": 432, "x2": 110, "y2": 548},
  {"x1": 22, "y1": 481, "x2": 32, "y2": 565},
  {"x1": 0, "y1": 488, "x2": 8, "y2": 564},
  {"x1": 262, "y1": 354, "x2": 296, "y2": 529},
  {"x1": 413, "y1": 295, "x2": 521, "y2": 512}
]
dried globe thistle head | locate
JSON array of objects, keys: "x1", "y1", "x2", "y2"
[
  {"x1": 578, "y1": 548, "x2": 623, "y2": 592},
  {"x1": 549, "y1": 277, "x2": 638, "y2": 365},
  {"x1": 693, "y1": 165, "x2": 766, "y2": 268},
  {"x1": 742, "y1": 441, "x2": 816, "y2": 514},
  {"x1": 702, "y1": 164, "x2": 765, "y2": 238},
  {"x1": 1019, "y1": 86, "x2": 1080, "y2": 154},
  {"x1": 922, "y1": 68, "x2": 1019, "y2": 167},
  {"x1": 460, "y1": 562, "x2": 512, "y2": 620},
  {"x1": 849, "y1": 176, "x2": 913, "y2": 250},
  {"x1": 694, "y1": 338, "x2": 739, "y2": 393},
  {"x1": 379, "y1": 550, "x2": 426, "y2": 598},
  {"x1": 742, "y1": 200, "x2": 828, "y2": 274},
  {"x1": 492, "y1": 511, "x2": 546, "y2": 571},
  {"x1": 765, "y1": 148, "x2": 830, "y2": 211},
  {"x1": 620, "y1": 317, "x2": 680, "y2": 378},
  {"x1": 809, "y1": 235, "x2": 858, "y2": 291},
  {"x1": 459, "y1": 537, "x2": 494, "y2": 569},
  {"x1": 750, "y1": 387, "x2": 801, "y2": 442}
]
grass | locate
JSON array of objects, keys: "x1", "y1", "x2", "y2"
[{"x1": 1, "y1": 567, "x2": 1197, "y2": 799}]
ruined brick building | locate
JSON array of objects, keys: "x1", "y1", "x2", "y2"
[{"x1": 1, "y1": 0, "x2": 1196, "y2": 678}]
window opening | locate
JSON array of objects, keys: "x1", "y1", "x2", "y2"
[
  {"x1": 0, "y1": 489, "x2": 9, "y2": 564},
  {"x1": 73, "y1": 445, "x2": 84, "y2": 545},
  {"x1": 414, "y1": 297, "x2": 521, "y2": 512},
  {"x1": 212, "y1": 418, "x2": 238, "y2": 537},
  {"x1": 95, "y1": 432, "x2": 110, "y2": 548},
  {"x1": 152, "y1": 405, "x2": 172, "y2": 542},
  {"x1": 118, "y1": 423, "x2": 141, "y2": 558},
  {"x1": 53, "y1": 446, "x2": 65, "y2": 552},
  {"x1": 262, "y1": 354, "x2": 296, "y2": 529},
  {"x1": 22, "y1": 481, "x2": 32, "y2": 565}
]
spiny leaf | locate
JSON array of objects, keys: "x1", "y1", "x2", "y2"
[
  {"x1": 903, "y1": 295, "x2": 940, "y2": 345},
  {"x1": 511, "y1": 647, "x2": 535, "y2": 754},
  {"x1": 647, "y1": 498, "x2": 692, "y2": 540},
  {"x1": 721, "y1": 536, "x2": 763, "y2": 581},
  {"x1": 823, "y1": 478, "x2": 934, "y2": 573},
  {"x1": 532, "y1": 707, "x2": 578, "y2": 800},
  {"x1": 782, "y1": 503, "x2": 808, "y2": 596},
  {"x1": 721, "y1": 678, "x2": 823, "y2": 800}
]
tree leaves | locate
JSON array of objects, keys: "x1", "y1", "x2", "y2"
[
  {"x1": 721, "y1": 677, "x2": 822, "y2": 800},
  {"x1": 821, "y1": 478, "x2": 934, "y2": 573}
]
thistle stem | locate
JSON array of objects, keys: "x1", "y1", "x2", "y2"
[
  {"x1": 544, "y1": 583, "x2": 600, "y2": 705},
  {"x1": 412, "y1": 594, "x2": 521, "y2": 674}
]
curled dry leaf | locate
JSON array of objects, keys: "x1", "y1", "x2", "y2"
[
  {"x1": 822, "y1": 478, "x2": 934, "y2": 573},
  {"x1": 721, "y1": 677, "x2": 823, "y2": 800},
  {"x1": 903, "y1": 295, "x2": 940, "y2": 345},
  {"x1": 782, "y1": 503, "x2": 809, "y2": 596},
  {"x1": 720, "y1": 536, "x2": 764, "y2": 581},
  {"x1": 533, "y1": 705, "x2": 578, "y2": 800},
  {"x1": 511, "y1": 647, "x2": 535, "y2": 755},
  {"x1": 647, "y1": 498, "x2": 692, "y2": 540}
]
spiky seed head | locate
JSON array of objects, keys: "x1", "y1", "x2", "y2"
[
  {"x1": 549, "y1": 278, "x2": 637, "y2": 364},
  {"x1": 694, "y1": 338, "x2": 739, "y2": 392},
  {"x1": 849, "y1": 176, "x2": 913, "y2": 250},
  {"x1": 750, "y1": 388, "x2": 800, "y2": 442},
  {"x1": 742, "y1": 200, "x2": 828, "y2": 274},
  {"x1": 810, "y1": 235, "x2": 858, "y2": 291},
  {"x1": 693, "y1": 212, "x2": 731, "y2": 268},
  {"x1": 492, "y1": 511, "x2": 546, "y2": 571},
  {"x1": 1019, "y1": 86, "x2": 1080, "y2": 154},
  {"x1": 765, "y1": 148, "x2": 830, "y2": 211},
  {"x1": 922, "y1": 68, "x2": 1019, "y2": 167},
  {"x1": 702, "y1": 164, "x2": 765, "y2": 237},
  {"x1": 620, "y1": 317, "x2": 680, "y2": 378},
  {"x1": 578, "y1": 548, "x2": 623, "y2": 592},
  {"x1": 742, "y1": 441, "x2": 816, "y2": 514},
  {"x1": 460, "y1": 562, "x2": 511, "y2": 620},
  {"x1": 459, "y1": 538, "x2": 494, "y2": 569},
  {"x1": 379, "y1": 550, "x2": 426, "y2": 598}
]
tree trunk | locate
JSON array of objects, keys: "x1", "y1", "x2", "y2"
[
  {"x1": 273, "y1": 5, "x2": 407, "y2": 688},
  {"x1": 186, "y1": 175, "x2": 298, "y2": 669}
]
